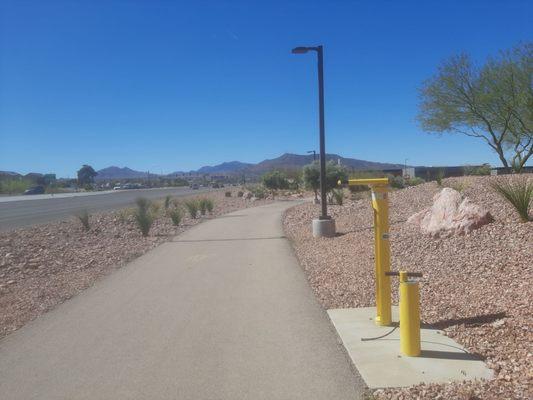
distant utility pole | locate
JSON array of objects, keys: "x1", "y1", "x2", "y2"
[{"x1": 307, "y1": 150, "x2": 317, "y2": 161}]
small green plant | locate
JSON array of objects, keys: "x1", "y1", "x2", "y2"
[
  {"x1": 237, "y1": 191, "x2": 244, "y2": 197},
  {"x1": 184, "y1": 200, "x2": 199, "y2": 219},
  {"x1": 225, "y1": 191, "x2": 232, "y2": 197},
  {"x1": 331, "y1": 188, "x2": 344, "y2": 205},
  {"x1": 436, "y1": 169, "x2": 445, "y2": 186},
  {"x1": 135, "y1": 197, "x2": 154, "y2": 236},
  {"x1": 164, "y1": 195, "x2": 172, "y2": 209},
  {"x1": 491, "y1": 179, "x2": 532, "y2": 222},
  {"x1": 205, "y1": 198, "x2": 214, "y2": 213},
  {"x1": 168, "y1": 208, "x2": 183, "y2": 226},
  {"x1": 199, "y1": 198, "x2": 208, "y2": 215},
  {"x1": 76, "y1": 210, "x2": 90, "y2": 231}
]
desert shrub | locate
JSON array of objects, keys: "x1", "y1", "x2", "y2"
[
  {"x1": 205, "y1": 198, "x2": 214, "y2": 213},
  {"x1": 76, "y1": 210, "x2": 90, "y2": 231},
  {"x1": 237, "y1": 191, "x2": 244, "y2": 197},
  {"x1": 164, "y1": 195, "x2": 172, "y2": 209},
  {"x1": 464, "y1": 164, "x2": 491, "y2": 176},
  {"x1": 199, "y1": 198, "x2": 209, "y2": 215},
  {"x1": 225, "y1": 191, "x2": 232, "y2": 197},
  {"x1": 184, "y1": 200, "x2": 199, "y2": 218},
  {"x1": 331, "y1": 188, "x2": 344, "y2": 205},
  {"x1": 387, "y1": 174, "x2": 405, "y2": 189},
  {"x1": 246, "y1": 185, "x2": 266, "y2": 199},
  {"x1": 491, "y1": 179, "x2": 532, "y2": 222},
  {"x1": 169, "y1": 208, "x2": 183, "y2": 226},
  {"x1": 436, "y1": 169, "x2": 445, "y2": 186},
  {"x1": 135, "y1": 197, "x2": 154, "y2": 236}
]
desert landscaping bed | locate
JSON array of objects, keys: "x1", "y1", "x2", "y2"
[
  {"x1": 283, "y1": 175, "x2": 532, "y2": 399},
  {"x1": 0, "y1": 189, "x2": 272, "y2": 340}
]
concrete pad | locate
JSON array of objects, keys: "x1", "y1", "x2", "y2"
[{"x1": 327, "y1": 307, "x2": 493, "y2": 389}]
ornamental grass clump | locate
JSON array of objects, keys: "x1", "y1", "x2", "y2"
[
  {"x1": 164, "y1": 195, "x2": 172, "y2": 209},
  {"x1": 168, "y1": 208, "x2": 183, "y2": 226},
  {"x1": 205, "y1": 198, "x2": 214, "y2": 213},
  {"x1": 184, "y1": 200, "x2": 199, "y2": 219},
  {"x1": 491, "y1": 179, "x2": 533, "y2": 222},
  {"x1": 199, "y1": 198, "x2": 209, "y2": 216},
  {"x1": 135, "y1": 197, "x2": 154, "y2": 236},
  {"x1": 76, "y1": 210, "x2": 90, "y2": 231}
]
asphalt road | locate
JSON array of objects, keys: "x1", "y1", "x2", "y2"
[
  {"x1": 0, "y1": 187, "x2": 212, "y2": 232},
  {"x1": 0, "y1": 202, "x2": 364, "y2": 399}
]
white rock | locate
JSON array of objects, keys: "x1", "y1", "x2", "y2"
[{"x1": 407, "y1": 188, "x2": 493, "y2": 238}]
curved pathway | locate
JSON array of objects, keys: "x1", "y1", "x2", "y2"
[{"x1": 0, "y1": 202, "x2": 364, "y2": 399}]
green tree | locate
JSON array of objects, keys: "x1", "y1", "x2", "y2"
[
  {"x1": 418, "y1": 43, "x2": 532, "y2": 171},
  {"x1": 302, "y1": 161, "x2": 348, "y2": 197},
  {"x1": 262, "y1": 170, "x2": 289, "y2": 190},
  {"x1": 77, "y1": 165, "x2": 98, "y2": 186}
]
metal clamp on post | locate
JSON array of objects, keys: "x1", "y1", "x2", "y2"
[{"x1": 386, "y1": 271, "x2": 423, "y2": 357}]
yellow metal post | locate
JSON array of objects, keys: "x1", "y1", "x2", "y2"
[
  {"x1": 399, "y1": 271, "x2": 421, "y2": 356},
  {"x1": 345, "y1": 178, "x2": 392, "y2": 326}
]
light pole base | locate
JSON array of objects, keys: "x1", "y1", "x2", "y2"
[{"x1": 312, "y1": 218, "x2": 336, "y2": 238}]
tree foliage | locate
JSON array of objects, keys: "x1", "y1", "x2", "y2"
[
  {"x1": 77, "y1": 165, "x2": 98, "y2": 186},
  {"x1": 302, "y1": 161, "x2": 348, "y2": 194},
  {"x1": 261, "y1": 170, "x2": 289, "y2": 190},
  {"x1": 418, "y1": 43, "x2": 532, "y2": 171}
]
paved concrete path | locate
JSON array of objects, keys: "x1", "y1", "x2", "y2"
[{"x1": 0, "y1": 202, "x2": 364, "y2": 399}]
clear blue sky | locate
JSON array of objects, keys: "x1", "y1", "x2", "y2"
[{"x1": 1, "y1": 0, "x2": 531, "y2": 177}]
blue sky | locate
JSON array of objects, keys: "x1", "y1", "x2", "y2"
[{"x1": 1, "y1": 0, "x2": 531, "y2": 177}]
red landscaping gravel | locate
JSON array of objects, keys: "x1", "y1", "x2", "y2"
[
  {"x1": 0, "y1": 190, "x2": 271, "y2": 339},
  {"x1": 283, "y1": 175, "x2": 533, "y2": 399}
]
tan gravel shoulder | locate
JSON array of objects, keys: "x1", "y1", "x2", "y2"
[
  {"x1": 283, "y1": 175, "x2": 533, "y2": 399},
  {"x1": 0, "y1": 190, "x2": 272, "y2": 340}
]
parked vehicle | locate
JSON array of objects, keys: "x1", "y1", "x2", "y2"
[
  {"x1": 23, "y1": 186, "x2": 45, "y2": 195},
  {"x1": 190, "y1": 184, "x2": 199, "y2": 190}
]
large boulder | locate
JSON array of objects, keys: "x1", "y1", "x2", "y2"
[{"x1": 407, "y1": 188, "x2": 493, "y2": 238}]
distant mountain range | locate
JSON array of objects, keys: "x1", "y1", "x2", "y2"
[
  {"x1": 95, "y1": 153, "x2": 403, "y2": 180},
  {"x1": 1, "y1": 153, "x2": 404, "y2": 181}
]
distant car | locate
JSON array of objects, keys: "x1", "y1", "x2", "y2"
[
  {"x1": 113, "y1": 185, "x2": 122, "y2": 190},
  {"x1": 190, "y1": 184, "x2": 199, "y2": 190},
  {"x1": 23, "y1": 186, "x2": 45, "y2": 195},
  {"x1": 211, "y1": 183, "x2": 220, "y2": 188}
]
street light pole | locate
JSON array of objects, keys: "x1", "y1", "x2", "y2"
[
  {"x1": 292, "y1": 45, "x2": 335, "y2": 236},
  {"x1": 316, "y1": 45, "x2": 328, "y2": 220}
]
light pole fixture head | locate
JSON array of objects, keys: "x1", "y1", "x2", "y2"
[{"x1": 291, "y1": 46, "x2": 310, "y2": 54}]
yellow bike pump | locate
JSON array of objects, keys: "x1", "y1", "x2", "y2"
[
  {"x1": 343, "y1": 178, "x2": 392, "y2": 326},
  {"x1": 386, "y1": 271, "x2": 423, "y2": 357}
]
